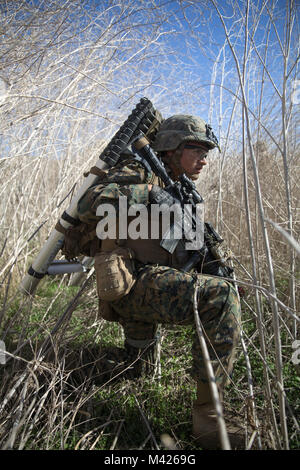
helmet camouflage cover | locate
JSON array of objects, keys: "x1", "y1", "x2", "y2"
[{"x1": 152, "y1": 114, "x2": 219, "y2": 152}]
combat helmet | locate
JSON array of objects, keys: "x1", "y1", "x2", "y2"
[{"x1": 152, "y1": 114, "x2": 219, "y2": 152}]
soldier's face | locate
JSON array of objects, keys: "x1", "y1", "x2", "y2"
[{"x1": 179, "y1": 142, "x2": 208, "y2": 179}]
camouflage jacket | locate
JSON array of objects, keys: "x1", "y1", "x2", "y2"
[
  {"x1": 77, "y1": 157, "x2": 155, "y2": 224},
  {"x1": 77, "y1": 155, "x2": 191, "y2": 268}
]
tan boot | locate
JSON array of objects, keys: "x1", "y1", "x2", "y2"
[{"x1": 192, "y1": 382, "x2": 245, "y2": 450}]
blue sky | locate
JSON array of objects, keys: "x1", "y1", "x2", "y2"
[{"x1": 0, "y1": 0, "x2": 298, "y2": 159}]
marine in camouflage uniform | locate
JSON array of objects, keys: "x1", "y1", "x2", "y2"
[{"x1": 77, "y1": 115, "x2": 244, "y2": 449}]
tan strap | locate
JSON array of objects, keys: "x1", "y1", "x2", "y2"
[
  {"x1": 133, "y1": 136, "x2": 149, "y2": 150},
  {"x1": 84, "y1": 166, "x2": 108, "y2": 178}
]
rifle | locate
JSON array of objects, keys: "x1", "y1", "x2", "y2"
[{"x1": 132, "y1": 134, "x2": 234, "y2": 278}]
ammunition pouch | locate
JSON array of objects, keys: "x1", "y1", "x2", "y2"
[
  {"x1": 94, "y1": 247, "x2": 136, "y2": 302},
  {"x1": 55, "y1": 221, "x2": 100, "y2": 260}
]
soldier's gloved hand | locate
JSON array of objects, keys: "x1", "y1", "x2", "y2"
[{"x1": 149, "y1": 185, "x2": 177, "y2": 206}]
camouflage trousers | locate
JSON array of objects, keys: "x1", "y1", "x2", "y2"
[{"x1": 111, "y1": 265, "x2": 241, "y2": 386}]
